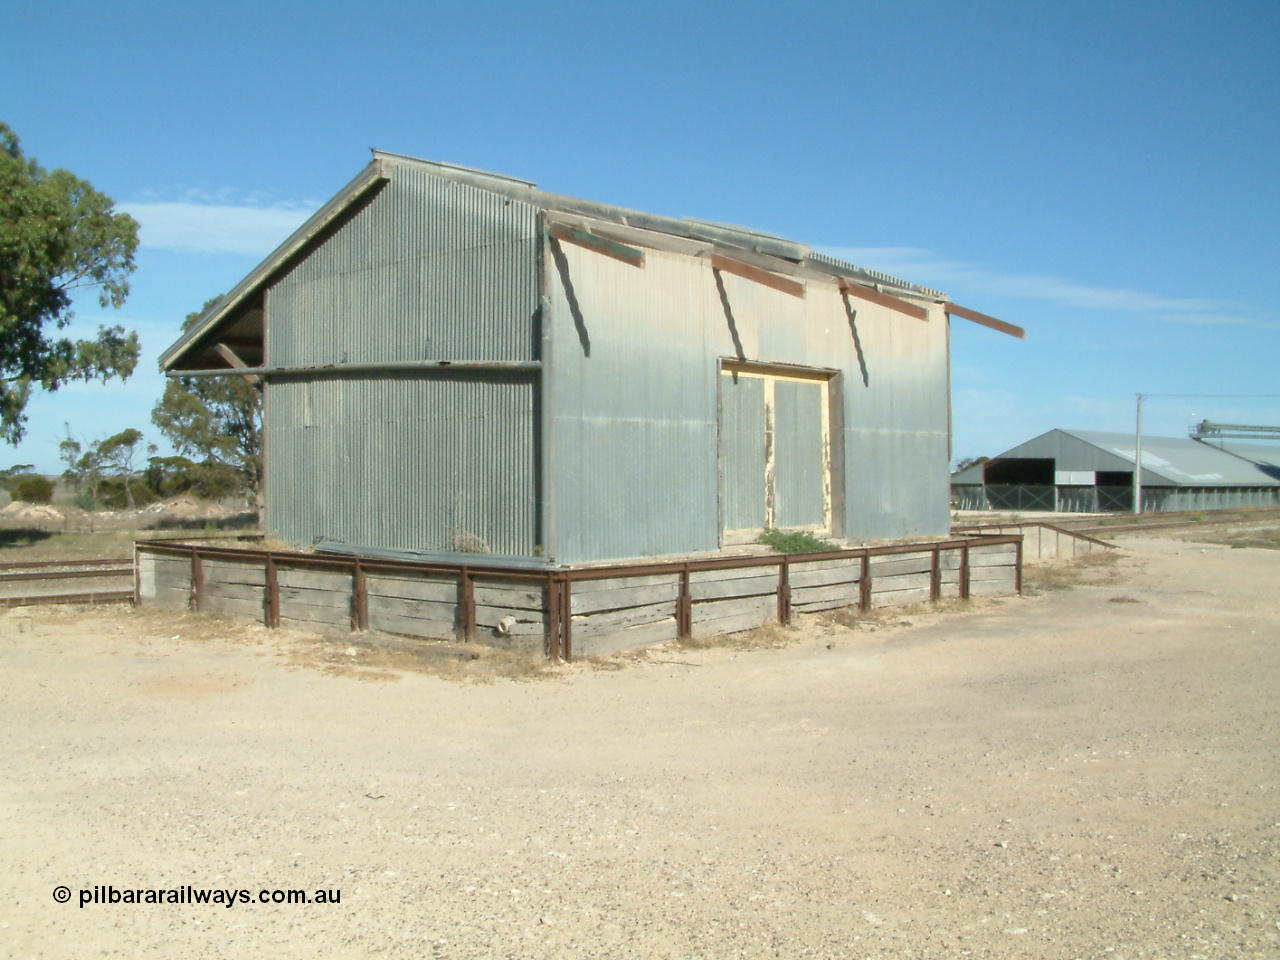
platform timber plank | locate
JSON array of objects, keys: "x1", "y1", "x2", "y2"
[
  {"x1": 367, "y1": 610, "x2": 457, "y2": 641},
  {"x1": 278, "y1": 584, "x2": 351, "y2": 611},
  {"x1": 203, "y1": 580, "x2": 265, "y2": 603},
  {"x1": 473, "y1": 580, "x2": 546, "y2": 612},
  {"x1": 690, "y1": 573, "x2": 779, "y2": 601},
  {"x1": 368, "y1": 594, "x2": 458, "y2": 624},
  {"x1": 791, "y1": 581, "x2": 860, "y2": 606},
  {"x1": 276, "y1": 568, "x2": 351, "y2": 591},
  {"x1": 870, "y1": 586, "x2": 932, "y2": 608},
  {"x1": 690, "y1": 594, "x2": 775, "y2": 625},
  {"x1": 571, "y1": 601, "x2": 677, "y2": 639},
  {"x1": 571, "y1": 581, "x2": 681, "y2": 615},
  {"x1": 788, "y1": 565, "x2": 860, "y2": 589},
  {"x1": 365, "y1": 575, "x2": 457, "y2": 604},
  {"x1": 575, "y1": 618, "x2": 679, "y2": 657}
]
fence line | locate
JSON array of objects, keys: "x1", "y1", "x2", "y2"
[{"x1": 953, "y1": 484, "x2": 1280, "y2": 513}]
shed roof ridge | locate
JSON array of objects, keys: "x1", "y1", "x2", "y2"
[
  {"x1": 376, "y1": 150, "x2": 945, "y2": 299},
  {"x1": 1031, "y1": 428, "x2": 1280, "y2": 486},
  {"x1": 162, "y1": 150, "x2": 953, "y2": 370}
]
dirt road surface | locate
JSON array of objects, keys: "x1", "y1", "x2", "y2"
[{"x1": 2, "y1": 536, "x2": 1277, "y2": 959}]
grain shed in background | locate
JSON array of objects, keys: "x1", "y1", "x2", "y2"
[
  {"x1": 952, "y1": 428, "x2": 1280, "y2": 513},
  {"x1": 159, "y1": 151, "x2": 1023, "y2": 566}
]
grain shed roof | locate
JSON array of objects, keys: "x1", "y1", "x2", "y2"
[
  {"x1": 161, "y1": 151, "x2": 1021, "y2": 372},
  {"x1": 955, "y1": 428, "x2": 1280, "y2": 487}
]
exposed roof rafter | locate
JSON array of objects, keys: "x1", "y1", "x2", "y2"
[
  {"x1": 707, "y1": 253, "x2": 806, "y2": 299},
  {"x1": 548, "y1": 222, "x2": 645, "y2": 268},
  {"x1": 840, "y1": 282, "x2": 928, "y2": 321},
  {"x1": 945, "y1": 303, "x2": 1026, "y2": 339}
]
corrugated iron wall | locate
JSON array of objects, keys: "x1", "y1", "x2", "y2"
[
  {"x1": 266, "y1": 373, "x2": 537, "y2": 554},
  {"x1": 547, "y1": 242, "x2": 950, "y2": 563},
  {"x1": 263, "y1": 167, "x2": 541, "y2": 555},
  {"x1": 268, "y1": 165, "x2": 539, "y2": 364}
]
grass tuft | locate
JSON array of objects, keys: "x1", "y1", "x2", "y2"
[{"x1": 757, "y1": 528, "x2": 838, "y2": 554}]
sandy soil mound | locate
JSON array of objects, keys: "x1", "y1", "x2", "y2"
[
  {"x1": 142, "y1": 494, "x2": 239, "y2": 520},
  {"x1": 0, "y1": 501, "x2": 64, "y2": 522}
]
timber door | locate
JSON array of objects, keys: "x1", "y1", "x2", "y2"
[{"x1": 719, "y1": 364, "x2": 832, "y2": 544}]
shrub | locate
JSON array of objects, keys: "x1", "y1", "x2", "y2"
[
  {"x1": 757, "y1": 528, "x2": 839, "y2": 554},
  {"x1": 98, "y1": 478, "x2": 159, "y2": 509},
  {"x1": 145, "y1": 456, "x2": 244, "y2": 500},
  {"x1": 10, "y1": 474, "x2": 54, "y2": 503}
]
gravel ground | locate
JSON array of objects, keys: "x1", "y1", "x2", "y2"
[{"x1": 1, "y1": 535, "x2": 1277, "y2": 959}]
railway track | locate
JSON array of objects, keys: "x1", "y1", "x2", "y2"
[{"x1": 0, "y1": 557, "x2": 134, "y2": 607}]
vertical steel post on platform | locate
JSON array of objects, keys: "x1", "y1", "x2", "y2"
[
  {"x1": 1015, "y1": 538, "x2": 1024, "y2": 595},
  {"x1": 191, "y1": 545, "x2": 204, "y2": 613},
  {"x1": 560, "y1": 579, "x2": 573, "y2": 662},
  {"x1": 778, "y1": 558, "x2": 792, "y2": 625},
  {"x1": 677, "y1": 566, "x2": 692, "y2": 639},
  {"x1": 264, "y1": 555, "x2": 280, "y2": 628},
  {"x1": 859, "y1": 552, "x2": 872, "y2": 611},
  {"x1": 545, "y1": 572, "x2": 561, "y2": 660},
  {"x1": 352, "y1": 559, "x2": 368, "y2": 631},
  {"x1": 458, "y1": 568, "x2": 476, "y2": 641}
]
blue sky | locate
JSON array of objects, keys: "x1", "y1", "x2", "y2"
[{"x1": 4, "y1": 0, "x2": 1277, "y2": 473}]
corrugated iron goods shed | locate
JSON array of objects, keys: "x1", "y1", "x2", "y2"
[
  {"x1": 953, "y1": 428, "x2": 1280, "y2": 513},
  {"x1": 160, "y1": 152, "x2": 1022, "y2": 564}
]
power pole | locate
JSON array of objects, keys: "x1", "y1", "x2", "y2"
[{"x1": 1134, "y1": 393, "x2": 1145, "y2": 514}]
